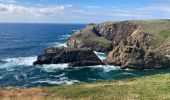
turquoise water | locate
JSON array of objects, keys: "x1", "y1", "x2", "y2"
[{"x1": 0, "y1": 23, "x2": 170, "y2": 87}]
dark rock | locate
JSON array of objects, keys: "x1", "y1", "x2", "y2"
[{"x1": 34, "y1": 47, "x2": 104, "y2": 67}]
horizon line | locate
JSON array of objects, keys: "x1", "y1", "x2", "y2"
[{"x1": 0, "y1": 18, "x2": 169, "y2": 24}]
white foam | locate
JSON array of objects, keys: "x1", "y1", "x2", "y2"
[
  {"x1": 94, "y1": 51, "x2": 107, "y2": 60},
  {"x1": 54, "y1": 73, "x2": 65, "y2": 78},
  {"x1": 40, "y1": 64, "x2": 120, "y2": 73},
  {"x1": 34, "y1": 77, "x2": 79, "y2": 85},
  {"x1": 124, "y1": 68, "x2": 131, "y2": 71},
  {"x1": 40, "y1": 64, "x2": 69, "y2": 72},
  {"x1": 62, "y1": 34, "x2": 71, "y2": 38},
  {"x1": 49, "y1": 42, "x2": 67, "y2": 47},
  {"x1": 94, "y1": 51, "x2": 106, "y2": 55},
  {"x1": 70, "y1": 30, "x2": 78, "y2": 32},
  {"x1": 57, "y1": 34, "x2": 71, "y2": 40},
  {"x1": 89, "y1": 65, "x2": 120, "y2": 72},
  {"x1": 120, "y1": 72, "x2": 139, "y2": 76},
  {"x1": 3, "y1": 56, "x2": 37, "y2": 66},
  {"x1": 0, "y1": 56, "x2": 37, "y2": 69}
]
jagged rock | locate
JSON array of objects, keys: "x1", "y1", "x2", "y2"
[
  {"x1": 33, "y1": 47, "x2": 104, "y2": 67},
  {"x1": 105, "y1": 46, "x2": 170, "y2": 69}
]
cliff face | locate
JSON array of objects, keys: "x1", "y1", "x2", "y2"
[
  {"x1": 67, "y1": 21, "x2": 160, "y2": 52},
  {"x1": 67, "y1": 20, "x2": 170, "y2": 69},
  {"x1": 105, "y1": 46, "x2": 170, "y2": 69}
]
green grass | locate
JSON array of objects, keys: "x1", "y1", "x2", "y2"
[
  {"x1": 47, "y1": 74, "x2": 170, "y2": 100},
  {"x1": 0, "y1": 74, "x2": 170, "y2": 100},
  {"x1": 159, "y1": 30, "x2": 170, "y2": 39}
]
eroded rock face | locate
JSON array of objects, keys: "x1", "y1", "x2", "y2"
[
  {"x1": 33, "y1": 47, "x2": 104, "y2": 67},
  {"x1": 96, "y1": 22, "x2": 142, "y2": 44},
  {"x1": 67, "y1": 20, "x2": 170, "y2": 69},
  {"x1": 67, "y1": 21, "x2": 145, "y2": 52},
  {"x1": 105, "y1": 46, "x2": 170, "y2": 69}
]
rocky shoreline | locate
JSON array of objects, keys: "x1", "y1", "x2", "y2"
[
  {"x1": 34, "y1": 20, "x2": 170, "y2": 69},
  {"x1": 34, "y1": 47, "x2": 104, "y2": 67}
]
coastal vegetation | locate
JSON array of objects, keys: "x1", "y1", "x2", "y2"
[{"x1": 0, "y1": 73, "x2": 170, "y2": 100}]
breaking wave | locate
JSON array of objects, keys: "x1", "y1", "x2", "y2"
[
  {"x1": 33, "y1": 77, "x2": 79, "y2": 86},
  {"x1": 0, "y1": 56, "x2": 37, "y2": 69},
  {"x1": 40, "y1": 64, "x2": 69, "y2": 72},
  {"x1": 88, "y1": 65, "x2": 120, "y2": 72},
  {"x1": 52, "y1": 42, "x2": 67, "y2": 47}
]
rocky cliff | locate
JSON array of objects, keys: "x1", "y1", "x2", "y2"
[{"x1": 67, "y1": 19, "x2": 170, "y2": 69}]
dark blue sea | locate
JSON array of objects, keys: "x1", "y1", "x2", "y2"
[{"x1": 0, "y1": 23, "x2": 169, "y2": 87}]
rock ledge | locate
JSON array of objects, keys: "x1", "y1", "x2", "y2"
[{"x1": 33, "y1": 47, "x2": 104, "y2": 67}]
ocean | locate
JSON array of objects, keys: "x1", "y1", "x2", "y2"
[{"x1": 0, "y1": 23, "x2": 170, "y2": 87}]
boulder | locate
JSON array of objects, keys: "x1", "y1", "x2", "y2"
[{"x1": 33, "y1": 47, "x2": 104, "y2": 67}]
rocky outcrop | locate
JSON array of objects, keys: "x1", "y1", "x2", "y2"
[
  {"x1": 67, "y1": 25, "x2": 113, "y2": 53},
  {"x1": 34, "y1": 20, "x2": 170, "y2": 69},
  {"x1": 105, "y1": 45, "x2": 170, "y2": 69},
  {"x1": 67, "y1": 21, "x2": 158, "y2": 53},
  {"x1": 67, "y1": 20, "x2": 170, "y2": 69},
  {"x1": 33, "y1": 47, "x2": 104, "y2": 67}
]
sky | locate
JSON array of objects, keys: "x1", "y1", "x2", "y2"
[{"x1": 0, "y1": 0, "x2": 170, "y2": 23}]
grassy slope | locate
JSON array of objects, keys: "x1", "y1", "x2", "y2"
[
  {"x1": 0, "y1": 73, "x2": 170, "y2": 100},
  {"x1": 128, "y1": 19, "x2": 170, "y2": 55},
  {"x1": 130, "y1": 19, "x2": 170, "y2": 47}
]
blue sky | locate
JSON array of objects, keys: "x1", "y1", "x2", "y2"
[{"x1": 0, "y1": 0, "x2": 170, "y2": 23}]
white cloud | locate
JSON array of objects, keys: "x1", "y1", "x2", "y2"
[
  {"x1": 0, "y1": 0, "x2": 16, "y2": 3},
  {"x1": 0, "y1": 4, "x2": 72, "y2": 15},
  {"x1": 0, "y1": 1, "x2": 170, "y2": 23}
]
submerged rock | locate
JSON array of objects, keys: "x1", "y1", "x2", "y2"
[{"x1": 33, "y1": 47, "x2": 104, "y2": 67}]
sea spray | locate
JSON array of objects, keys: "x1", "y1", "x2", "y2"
[{"x1": 2, "y1": 56, "x2": 37, "y2": 66}]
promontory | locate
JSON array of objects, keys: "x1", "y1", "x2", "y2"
[{"x1": 34, "y1": 19, "x2": 170, "y2": 69}]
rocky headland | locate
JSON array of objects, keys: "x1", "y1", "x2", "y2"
[{"x1": 34, "y1": 19, "x2": 170, "y2": 69}]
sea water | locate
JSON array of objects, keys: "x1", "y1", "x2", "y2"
[{"x1": 0, "y1": 23, "x2": 170, "y2": 87}]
